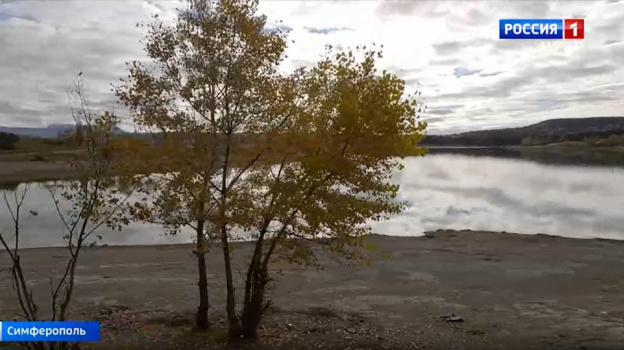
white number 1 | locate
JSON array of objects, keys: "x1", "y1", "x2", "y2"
[{"x1": 571, "y1": 22, "x2": 578, "y2": 37}]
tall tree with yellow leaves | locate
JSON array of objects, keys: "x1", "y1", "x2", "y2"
[
  {"x1": 231, "y1": 46, "x2": 427, "y2": 338},
  {"x1": 116, "y1": 0, "x2": 293, "y2": 331},
  {"x1": 118, "y1": 0, "x2": 426, "y2": 339}
]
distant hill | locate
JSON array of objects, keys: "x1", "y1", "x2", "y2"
[
  {"x1": 423, "y1": 117, "x2": 624, "y2": 147},
  {"x1": 0, "y1": 124, "x2": 76, "y2": 138},
  {"x1": 3, "y1": 117, "x2": 624, "y2": 146},
  {"x1": 0, "y1": 124, "x2": 125, "y2": 139}
]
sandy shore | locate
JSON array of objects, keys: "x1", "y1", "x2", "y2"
[
  {"x1": 0, "y1": 150, "x2": 85, "y2": 184},
  {"x1": 0, "y1": 160, "x2": 75, "y2": 185},
  {"x1": 2, "y1": 230, "x2": 624, "y2": 349}
]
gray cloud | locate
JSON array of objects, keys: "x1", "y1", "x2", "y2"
[
  {"x1": 590, "y1": 82, "x2": 624, "y2": 91},
  {"x1": 426, "y1": 105, "x2": 465, "y2": 122},
  {"x1": 429, "y1": 58, "x2": 463, "y2": 66},
  {"x1": 479, "y1": 71, "x2": 503, "y2": 77},
  {"x1": 593, "y1": 11, "x2": 624, "y2": 42},
  {"x1": 451, "y1": 8, "x2": 490, "y2": 27},
  {"x1": 428, "y1": 108, "x2": 456, "y2": 116},
  {"x1": 0, "y1": 12, "x2": 38, "y2": 23},
  {"x1": 490, "y1": 39, "x2": 538, "y2": 53},
  {"x1": 304, "y1": 26, "x2": 351, "y2": 35},
  {"x1": 375, "y1": 1, "x2": 445, "y2": 17},
  {"x1": 432, "y1": 45, "x2": 621, "y2": 106},
  {"x1": 0, "y1": 0, "x2": 150, "y2": 127},
  {"x1": 291, "y1": 58, "x2": 316, "y2": 69},
  {"x1": 433, "y1": 38, "x2": 492, "y2": 56},
  {"x1": 432, "y1": 41, "x2": 460, "y2": 56},
  {"x1": 526, "y1": 90, "x2": 621, "y2": 110},
  {"x1": 423, "y1": 116, "x2": 448, "y2": 124},
  {"x1": 386, "y1": 66, "x2": 422, "y2": 78},
  {"x1": 375, "y1": 1, "x2": 420, "y2": 15},
  {"x1": 263, "y1": 23, "x2": 293, "y2": 33},
  {"x1": 453, "y1": 66, "x2": 482, "y2": 78},
  {"x1": 0, "y1": 101, "x2": 45, "y2": 125},
  {"x1": 431, "y1": 74, "x2": 535, "y2": 101},
  {"x1": 479, "y1": 88, "x2": 621, "y2": 121},
  {"x1": 493, "y1": 1, "x2": 551, "y2": 18},
  {"x1": 466, "y1": 107, "x2": 494, "y2": 117},
  {"x1": 0, "y1": 0, "x2": 623, "y2": 133}
]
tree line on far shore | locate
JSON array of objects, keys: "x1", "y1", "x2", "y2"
[{"x1": 424, "y1": 117, "x2": 624, "y2": 147}]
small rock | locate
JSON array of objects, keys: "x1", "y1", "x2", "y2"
[{"x1": 440, "y1": 313, "x2": 464, "y2": 323}]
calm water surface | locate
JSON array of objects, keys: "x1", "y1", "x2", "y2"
[{"x1": 2, "y1": 154, "x2": 624, "y2": 248}]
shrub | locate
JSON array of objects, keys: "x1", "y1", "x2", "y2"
[{"x1": 0, "y1": 131, "x2": 19, "y2": 150}]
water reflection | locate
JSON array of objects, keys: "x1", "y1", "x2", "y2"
[
  {"x1": 427, "y1": 147, "x2": 624, "y2": 168},
  {"x1": 2, "y1": 154, "x2": 623, "y2": 248},
  {"x1": 370, "y1": 154, "x2": 624, "y2": 240},
  {"x1": 0, "y1": 182, "x2": 194, "y2": 249}
]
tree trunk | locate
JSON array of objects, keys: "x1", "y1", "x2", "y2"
[
  {"x1": 241, "y1": 232, "x2": 267, "y2": 339},
  {"x1": 195, "y1": 219, "x2": 210, "y2": 329},
  {"x1": 239, "y1": 233, "x2": 284, "y2": 338},
  {"x1": 220, "y1": 222, "x2": 241, "y2": 339},
  {"x1": 240, "y1": 271, "x2": 266, "y2": 339}
]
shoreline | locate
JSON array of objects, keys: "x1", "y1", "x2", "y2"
[
  {"x1": 0, "y1": 160, "x2": 76, "y2": 186},
  {"x1": 2, "y1": 230, "x2": 624, "y2": 349},
  {"x1": 3, "y1": 146, "x2": 624, "y2": 185},
  {"x1": 6, "y1": 229, "x2": 624, "y2": 252}
]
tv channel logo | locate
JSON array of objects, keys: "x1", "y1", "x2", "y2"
[
  {"x1": 499, "y1": 19, "x2": 584, "y2": 39},
  {"x1": 564, "y1": 19, "x2": 584, "y2": 39}
]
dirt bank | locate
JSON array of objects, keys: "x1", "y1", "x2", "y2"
[
  {"x1": 0, "y1": 160, "x2": 75, "y2": 185},
  {"x1": 0, "y1": 150, "x2": 82, "y2": 184},
  {"x1": 2, "y1": 230, "x2": 624, "y2": 349}
]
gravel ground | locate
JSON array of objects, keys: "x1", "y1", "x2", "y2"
[{"x1": 2, "y1": 230, "x2": 624, "y2": 349}]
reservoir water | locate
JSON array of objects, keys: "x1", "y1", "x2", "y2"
[{"x1": 2, "y1": 153, "x2": 624, "y2": 248}]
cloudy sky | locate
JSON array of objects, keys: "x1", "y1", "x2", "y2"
[{"x1": 0, "y1": 0, "x2": 622, "y2": 134}]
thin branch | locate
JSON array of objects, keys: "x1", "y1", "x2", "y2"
[
  {"x1": 2, "y1": 191, "x2": 17, "y2": 226},
  {"x1": 0, "y1": 233, "x2": 16, "y2": 263},
  {"x1": 225, "y1": 114, "x2": 292, "y2": 192},
  {"x1": 84, "y1": 183, "x2": 138, "y2": 239},
  {"x1": 47, "y1": 187, "x2": 73, "y2": 234},
  {"x1": 51, "y1": 257, "x2": 73, "y2": 320}
]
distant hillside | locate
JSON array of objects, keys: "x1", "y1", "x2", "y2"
[
  {"x1": 3, "y1": 117, "x2": 624, "y2": 146},
  {"x1": 0, "y1": 124, "x2": 76, "y2": 138},
  {"x1": 423, "y1": 117, "x2": 624, "y2": 147},
  {"x1": 0, "y1": 124, "x2": 125, "y2": 139}
]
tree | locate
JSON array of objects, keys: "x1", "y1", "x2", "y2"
[
  {"x1": 230, "y1": 47, "x2": 426, "y2": 338},
  {"x1": 116, "y1": 0, "x2": 290, "y2": 331},
  {"x1": 74, "y1": 122, "x2": 84, "y2": 147},
  {"x1": 0, "y1": 131, "x2": 19, "y2": 150},
  {"x1": 117, "y1": 0, "x2": 426, "y2": 340},
  {"x1": 0, "y1": 79, "x2": 134, "y2": 350}
]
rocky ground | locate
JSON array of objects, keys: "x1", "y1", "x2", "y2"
[{"x1": 2, "y1": 230, "x2": 624, "y2": 349}]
